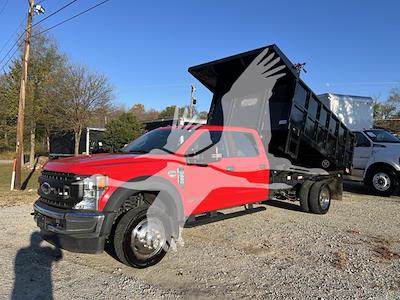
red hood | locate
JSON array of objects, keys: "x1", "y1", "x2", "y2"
[{"x1": 43, "y1": 153, "x2": 174, "y2": 175}]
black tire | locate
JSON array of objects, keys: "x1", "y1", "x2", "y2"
[
  {"x1": 366, "y1": 167, "x2": 397, "y2": 197},
  {"x1": 299, "y1": 180, "x2": 314, "y2": 213},
  {"x1": 308, "y1": 182, "x2": 331, "y2": 214},
  {"x1": 113, "y1": 206, "x2": 171, "y2": 268}
]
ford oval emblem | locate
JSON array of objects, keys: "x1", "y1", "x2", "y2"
[{"x1": 41, "y1": 182, "x2": 51, "y2": 195}]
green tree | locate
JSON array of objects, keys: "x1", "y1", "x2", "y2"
[
  {"x1": 0, "y1": 61, "x2": 21, "y2": 151},
  {"x1": 25, "y1": 32, "x2": 66, "y2": 163},
  {"x1": 103, "y1": 112, "x2": 144, "y2": 152},
  {"x1": 373, "y1": 89, "x2": 400, "y2": 120},
  {"x1": 159, "y1": 105, "x2": 184, "y2": 119},
  {"x1": 373, "y1": 101, "x2": 396, "y2": 120},
  {"x1": 198, "y1": 111, "x2": 208, "y2": 119},
  {"x1": 130, "y1": 103, "x2": 145, "y2": 120},
  {"x1": 387, "y1": 88, "x2": 400, "y2": 117},
  {"x1": 129, "y1": 103, "x2": 160, "y2": 121}
]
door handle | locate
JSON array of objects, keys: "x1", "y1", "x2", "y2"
[
  {"x1": 226, "y1": 166, "x2": 235, "y2": 171},
  {"x1": 259, "y1": 164, "x2": 267, "y2": 169}
]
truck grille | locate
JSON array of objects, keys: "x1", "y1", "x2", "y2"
[
  {"x1": 39, "y1": 171, "x2": 83, "y2": 209},
  {"x1": 41, "y1": 171, "x2": 76, "y2": 182}
]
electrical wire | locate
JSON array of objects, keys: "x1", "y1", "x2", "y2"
[
  {"x1": 0, "y1": 44, "x2": 21, "y2": 73},
  {"x1": 0, "y1": 0, "x2": 111, "y2": 73},
  {"x1": 0, "y1": 0, "x2": 81, "y2": 71},
  {"x1": 32, "y1": 0, "x2": 79, "y2": 28},
  {"x1": 0, "y1": 17, "x2": 25, "y2": 56},
  {"x1": 0, "y1": 33, "x2": 24, "y2": 67},
  {"x1": 0, "y1": 0, "x2": 9, "y2": 17},
  {"x1": 35, "y1": 0, "x2": 111, "y2": 36}
]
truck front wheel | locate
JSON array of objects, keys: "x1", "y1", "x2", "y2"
[
  {"x1": 113, "y1": 206, "x2": 171, "y2": 268},
  {"x1": 308, "y1": 182, "x2": 331, "y2": 214},
  {"x1": 366, "y1": 167, "x2": 397, "y2": 196}
]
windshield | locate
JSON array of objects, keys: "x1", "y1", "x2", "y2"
[
  {"x1": 122, "y1": 128, "x2": 195, "y2": 154},
  {"x1": 364, "y1": 130, "x2": 400, "y2": 143}
]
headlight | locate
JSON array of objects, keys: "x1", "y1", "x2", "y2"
[{"x1": 73, "y1": 175, "x2": 108, "y2": 210}]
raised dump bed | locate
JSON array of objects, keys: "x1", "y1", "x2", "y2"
[{"x1": 189, "y1": 44, "x2": 354, "y2": 172}]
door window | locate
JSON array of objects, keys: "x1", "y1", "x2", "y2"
[
  {"x1": 354, "y1": 132, "x2": 371, "y2": 147},
  {"x1": 226, "y1": 132, "x2": 259, "y2": 157},
  {"x1": 185, "y1": 130, "x2": 261, "y2": 164},
  {"x1": 185, "y1": 130, "x2": 227, "y2": 164}
]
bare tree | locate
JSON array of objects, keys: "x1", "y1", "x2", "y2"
[
  {"x1": 373, "y1": 88, "x2": 400, "y2": 120},
  {"x1": 62, "y1": 65, "x2": 113, "y2": 155}
]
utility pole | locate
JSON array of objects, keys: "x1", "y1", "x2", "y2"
[
  {"x1": 189, "y1": 84, "x2": 197, "y2": 119},
  {"x1": 13, "y1": 0, "x2": 35, "y2": 190}
]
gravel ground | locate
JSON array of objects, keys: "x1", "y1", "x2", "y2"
[{"x1": 0, "y1": 183, "x2": 399, "y2": 299}]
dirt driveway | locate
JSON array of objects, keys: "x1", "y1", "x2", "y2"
[{"x1": 0, "y1": 184, "x2": 399, "y2": 299}]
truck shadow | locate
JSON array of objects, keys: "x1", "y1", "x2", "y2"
[
  {"x1": 184, "y1": 206, "x2": 266, "y2": 228},
  {"x1": 344, "y1": 181, "x2": 400, "y2": 197},
  {"x1": 343, "y1": 181, "x2": 374, "y2": 195},
  {"x1": 21, "y1": 157, "x2": 39, "y2": 190},
  {"x1": 12, "y1": 232, "x2": 62, "y2": 300},
  {"x1": 263, "y1": 199, "x2": 302, "y2": 212}
]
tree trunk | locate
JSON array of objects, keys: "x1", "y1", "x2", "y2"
[
  {"x1": 29, "y1": 119, "x2": 36, "y2": 166},
  {"x1": 74, "y1": 128, "x2": 82, "y2": 156}
]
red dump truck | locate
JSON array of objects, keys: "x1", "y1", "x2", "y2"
[{"x1": 33, "y1": 45, "x2": 354, "y2": 268}]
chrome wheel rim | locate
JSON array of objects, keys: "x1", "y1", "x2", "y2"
[
  {"x1": 319, "y1": 186, "x2": 330, "y2": 210},
  {"x1": 130, "y1": 217, "x2": 166, "y2": 260},
  {"x1": 372, "y1": 172, "x2": 391, "y2": 191}
]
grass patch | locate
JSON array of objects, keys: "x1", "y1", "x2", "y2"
[
  {"x1": 0, "y1": 162, "x2": 40, "y2": 207},
  {"x1": 0, "y1": 151, "x2": 15, "y2": 160},
  {"x1": 0, "y1": 162, "x2": 40, "y2": 191}
]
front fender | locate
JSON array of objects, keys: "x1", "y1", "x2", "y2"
[{"x1": 100, "y1": 175, "x2": 184, "y2": 237}]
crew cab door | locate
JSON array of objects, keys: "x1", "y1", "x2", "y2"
[
  {"x1": 352, "y1": 131, "x2": 372, "y2": 176},
  {"x1": 181, "y1": 129, "x2": 268, "y2": 215}
]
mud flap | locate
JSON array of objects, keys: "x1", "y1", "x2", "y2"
[{"x1": 328, "y1": 175, "x2": 343, "y2": 201}]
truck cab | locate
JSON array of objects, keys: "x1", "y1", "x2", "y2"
[
  {"x1": 351, "y1": 129, "x2": 400, "y2": 195},
  {"x1": 34, "y1": 126, "x2": 274, "y2": 267}
]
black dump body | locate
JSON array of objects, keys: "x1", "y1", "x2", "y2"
[{"x1": 189, "y1": 45, "x2": 354, "y2": 172}]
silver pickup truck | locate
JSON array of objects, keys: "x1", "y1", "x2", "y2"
[{"x1": 348, "y1": 129, "x2": 400, "y2": 196}]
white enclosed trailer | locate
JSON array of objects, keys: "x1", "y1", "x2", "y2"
[{"x1": 318, "y1": 93, "x2": 373, "y2": 131}]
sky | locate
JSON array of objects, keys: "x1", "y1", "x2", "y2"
[{"x1": 0, "y1": 0, "x2": 399, "y2": 112}]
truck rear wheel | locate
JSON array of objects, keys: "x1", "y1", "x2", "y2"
[
  {"x1": 366, "y1": 167, "x2": 397, "y2": 197},
  {"x1": 114, "y1": 206, "x2": 171, "y2": 268},
  {"x1": 308, "y1": 182, "x2": 331, "y2": 214}
]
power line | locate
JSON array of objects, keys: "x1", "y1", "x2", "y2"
[
  {"x1": 32, "y1": 0, "x2": 79, "y2": 28},
  {"x1": 0, "y1": 0, "x2": 80, "y2": 70},
  {"x1": 326, "y1": 81, "x2": 400, "y2": 87},
  {"x1": 0, "y1": 17, "x2": 25, "y2": 56},
  {"x1": 0, "y1": 0, "x2": 111, "y2": 72},
  {"x1": 0, "y1": 0, "x2": 9, "y2": 17},
  {"x1": 0, "y1": 32, "x2": 24, "y2": 68},
  {"x1": 35, "y1": 0, "x2": 111, "y2": 36},
  {"x1": 0, "y1": 41, "x2": 21, "y2": 73}
]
